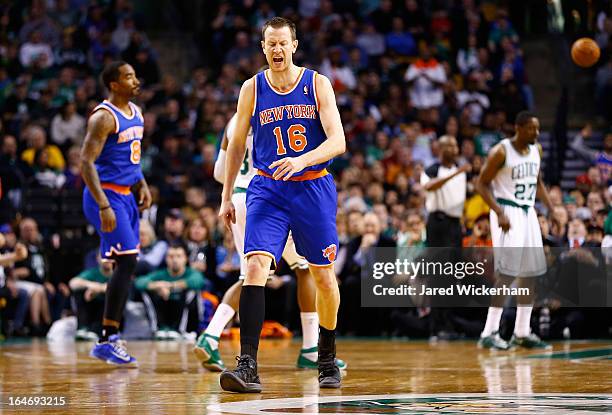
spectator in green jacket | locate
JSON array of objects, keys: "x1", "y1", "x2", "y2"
[{"x1": 135, "y1": 244, "x2": 207, "y2": 340}]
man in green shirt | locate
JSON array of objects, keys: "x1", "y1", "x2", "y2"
[
  {"x1": 69, "y1": 260, "x2": 113, "y2": 341},
  {"x1": 135, "y1": 244, "x2": 207, "y2": 340}
]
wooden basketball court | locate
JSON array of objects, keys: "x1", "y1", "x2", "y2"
[{"x1": 1, "y1": 338, "x2": 611, "y2": 413}]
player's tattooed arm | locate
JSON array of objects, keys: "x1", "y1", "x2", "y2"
[
  {"x1": 80, "y1": 109, "x2": 116, "y2": 232},
  {"x1": 81, "y1": 110, "x2": 114, "y2": 208},
  {"x1": 476, "y1": 143, "x2": 510, "y2": 232}
]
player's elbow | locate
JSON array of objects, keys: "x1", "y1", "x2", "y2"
[{"x1": 79, "y1": 156, "x2": 93, "y2": 172}]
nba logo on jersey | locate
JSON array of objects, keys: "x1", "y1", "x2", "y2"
[{"x1": 303, "y1": 85, "x2": 308, "y2": 95}]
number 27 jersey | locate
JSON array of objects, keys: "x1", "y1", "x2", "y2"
[
  {"x1": 491, "y1": 138, "x2": 541, "y2": 207},
  {"x1": 250, "y1": 68, "x2": 331, "y2": 177}
]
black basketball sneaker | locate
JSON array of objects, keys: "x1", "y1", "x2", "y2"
[
  {"x1": 318, "y1": 346, "x2": 341, "y2": 388},
  {"x1": 219, "y1": 355, "x2": 262, "y2": 393}
]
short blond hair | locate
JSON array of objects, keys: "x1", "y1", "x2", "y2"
[{"x1": 262, "y1": 17, "x2": 296, "y2": 41}]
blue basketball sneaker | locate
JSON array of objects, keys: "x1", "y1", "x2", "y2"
[{"x1": 90, "y1": 334, "x2": 138, "y2": 367}]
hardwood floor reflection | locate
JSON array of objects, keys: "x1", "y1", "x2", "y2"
[{"x1": 1, "y1": 338, "x2": 610, "y2": 413}]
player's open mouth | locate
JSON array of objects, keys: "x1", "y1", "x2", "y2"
[{"x1": 273, "y1": 57, "x2": 283, "y2": 63}]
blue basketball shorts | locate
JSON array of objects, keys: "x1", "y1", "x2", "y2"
[
  {"x1": 244, "y1": 172, "x2": 338, "y2": 267},
  {"x1": 83, "y1": 186, "x2": 140, "y2": 260}
]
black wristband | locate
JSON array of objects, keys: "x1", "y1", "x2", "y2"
[{"x1": 100, "y1": 205, "x2": 111, "y2": 211}]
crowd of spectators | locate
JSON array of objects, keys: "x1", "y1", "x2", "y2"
[{"x1": 0, "y1": 1, "x2": 610, "y2": 341}]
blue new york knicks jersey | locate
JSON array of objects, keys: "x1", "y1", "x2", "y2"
[
  {"x1": 244, "y1": 68, "x2": 339, "y2": 267},
  {"x1": 93, "y1": 100, "x2": 144, "y2": 186},
  {"x1": 251, "y1": 68, "x2": 331, "y2": 177}
]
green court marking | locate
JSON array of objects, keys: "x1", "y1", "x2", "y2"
[
  {"x1": 526, "y1": 347, "x2": 612, "y2": 360},
  {"x1": 209, "y1": 393, "x2": 612, "y2": 414}
]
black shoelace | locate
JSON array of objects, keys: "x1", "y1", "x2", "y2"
[{"x1": 234, "y1": 355, "x2": 256, "y2": 379}]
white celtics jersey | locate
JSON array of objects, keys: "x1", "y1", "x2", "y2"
[
  {"x1": 491, "y1": 138, "x2": 540, "y2": 207},
  {"x1": 226, "y1": 113, "x2": 255, "y2": 190}
]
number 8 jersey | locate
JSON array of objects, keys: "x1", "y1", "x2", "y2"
[
  {"x1": 91, "y1": 99, "x2": 144, "y2": 186},
  {"x1": 250, "y1": 68, "x2": 331, "y2": 178},
  {"x1": 491, "y1": 138, "x2": 541, "y2": 208}
]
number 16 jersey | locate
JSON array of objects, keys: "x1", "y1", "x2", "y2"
[{"x1": 250, "y1": 68, "x2": 331, "y2": 177}]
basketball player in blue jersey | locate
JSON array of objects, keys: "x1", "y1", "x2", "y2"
[
  {"x1": 80, "y1": 61, "x2": 151, "y2": 366},
  {"x1": 193, "y1": 110, "x2": 347, "y2": 372},
  {"x1": 219, "y1": 17, "x2": 346, "y2": 392}
]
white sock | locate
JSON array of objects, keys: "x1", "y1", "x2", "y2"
[
  {"x1": 481, "y1": 307, "x2": 503, "y2": 338},
  {"x1": 204, "y1": 303, "x2": 235, "y2": 348},
  {"x1": 300, "y1": 312, "x2": 319, "y2": 360},
  {"x1": 514, "y1": 306, "x2": 533, "y2": 337}
]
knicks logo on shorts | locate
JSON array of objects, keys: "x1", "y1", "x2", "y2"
[{"x1": 322, "y1": 244, "x2": 337, "y2": 262}]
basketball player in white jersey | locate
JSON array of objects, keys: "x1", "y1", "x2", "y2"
[
  {"x1": 476, "y1": 111, "x2": 553, "y2": 350},
  {"x1": 193, "y1": 112, "x2": 346, "y2": 371}
]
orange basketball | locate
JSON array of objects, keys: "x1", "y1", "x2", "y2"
[{"x1": 571, "y1": 38, "x2": 600, "y2": 68}]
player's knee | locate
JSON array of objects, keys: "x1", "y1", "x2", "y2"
[
  {"x1": 247, "y1": 254, "x2": 270, "y2": 268},
  {"x1": 311, "y1": 269, "x2": 337, "y2": 292},
  {"x1": 245, "y1": 254, "x2": 272, "y2": 282}
]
